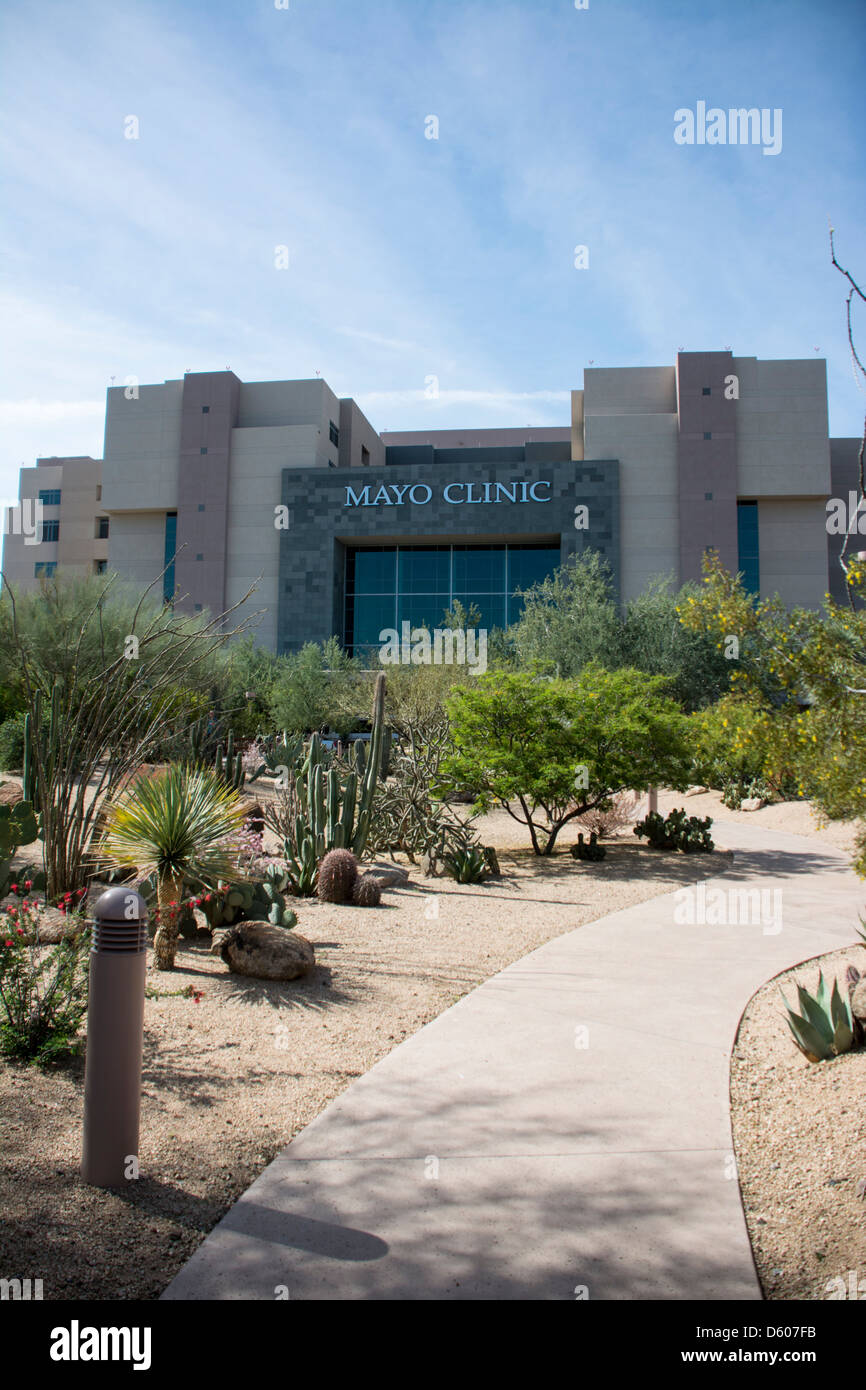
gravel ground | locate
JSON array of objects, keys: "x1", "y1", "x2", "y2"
[
  {"x1": 0, "y1": 808, "x2": 731, "y2": 1302},
  {"x1": 731, "y1": 946, "x2": 866, "y2": 1302}
]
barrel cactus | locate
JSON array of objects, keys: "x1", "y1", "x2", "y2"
[
  {"x1": 317, "y1": 848, "x2": 358, "y2": 904},
  {"x1": 352, "y1": 874, "x2": 382, "y2": 907}
]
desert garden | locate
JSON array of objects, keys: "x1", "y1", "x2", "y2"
[{"x1": 1, "y1": 552, "x2": 866, "y2": 1299}]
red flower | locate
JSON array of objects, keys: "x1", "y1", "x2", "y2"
[
  {"x1": 15, "y1": 927, "x2": 24, "y2": 935},
  {"x1": 23, "y1": 880, "x2": 32, "y2": 890},
  {"x1": 10, "y1": 885, "x2": 17, "y2": 895},
  {"x1": 4, "y1": 939, "x2": 13, "y2": 947},
  {"x1": 205, "y1": 894, "x2": 213, "y2": 902}
]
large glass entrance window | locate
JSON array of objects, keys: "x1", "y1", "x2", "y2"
[{"x1": 344, "y1": 542, "x2": 560, "y2": 655}]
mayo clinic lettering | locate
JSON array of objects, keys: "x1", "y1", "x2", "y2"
[
  {"x1": 4, "y1": 352, "x2": 855, "y2": 654},
  {"x1": 344, "y1": 480, "x2": 554, "y2": 507}
]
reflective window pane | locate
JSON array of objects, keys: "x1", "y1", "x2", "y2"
[
  {"x1": 398, "y1": 547, "x2": 450, "y2": 594},
  {"x1": 452, "y1": 546, "x2": 505, "y2": 592},
  {"x1": 351, "y1": 548, "x2": 397, "y2": 594}
]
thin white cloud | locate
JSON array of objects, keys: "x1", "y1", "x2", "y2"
[
  {"x1": 0, "y1": 399, "x2": 104, "y2": 425},
  {"x1": 336, "y1": 327, "x2": 420, "y2": 354}
]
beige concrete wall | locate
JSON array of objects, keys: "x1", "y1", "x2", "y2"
[
  {"x1": 106, "y1": 512, "x2": 168, "y2": 591},
  {"x1": 585, "y1": 412, "x2": 680, "y2": 599},
  {"x1": 733, "y1": 357, "x2": 831, "y2": 497},
  {"x1": 102, "y1": 381, "x2": 183, "y2": 512},
  {"x1": 583, "y1": 366, "x2": 679, "y2": 600},
  {"x1": 571, "y1": 390, "x2": 584, "y2": 460},
  {"x1": 221, "y1": 424, "x2": 317, "y2": 653},
  {"x1": 583, "y1": 365, "x2": 677, "y2": 416},
  {"x1": 237, "y1": 379, "x2": 343, "y2": 467},
  {"x1": 756, "y1": 496, "x2": 830, "y2": 607},
  {"x1": 57, "y1": 457, "x2": 102, "y2": 570}
]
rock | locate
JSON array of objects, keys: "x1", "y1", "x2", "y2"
[
  {"x1": 741, "y1": 797, "x2": 765, "y2": 812},
  {"x1": 0, "y1": 781, "x2": 23, "y2": 806},
  {"x1": 219, "y1": 922, "x2": 315, "y2": 980},
  {"x1": 239, "y1": 800, "x2": 265, "y2": 836},
  {"x1": 684, "y1": 785, "x2": 708, "y2": 797},
  {"x1": 35, "y1": 908, "x2": 80, "y2": 944},
  {"x1": 850, "y1": 977, "x2": 866, "y2": 1024},
  {"x1": 367, "y1": 860, "x2": 410, "y2": 889},
  {"x1": 482, "y1": 846, "x2": 501, "y2": 877}
]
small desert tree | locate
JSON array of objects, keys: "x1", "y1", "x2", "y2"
[
  {"x1": 0, "y1": 567, "x2": 261, "y2": 898},
  {"x1": 441, "y1": 664, "x2": 693, "y2": 855}
]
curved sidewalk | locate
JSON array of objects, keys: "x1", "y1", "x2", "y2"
[{"x1": 162, "y1": 819, "x2": 864, "y2": 1301}]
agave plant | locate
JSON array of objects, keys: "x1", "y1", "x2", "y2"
[
  {"x1": 443, "y1": 844, "x2": 488, "y2": 884},
  {"x1": 99, "y1": 765, "x2": 247, "y2": 970},
  {"x1": 780, "y1": 970, "x2": 855, "y2": 1063}
]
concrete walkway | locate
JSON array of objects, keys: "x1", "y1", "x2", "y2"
[{"x1": 162, "y1": 818, "x2": 864, "y2": 1301}]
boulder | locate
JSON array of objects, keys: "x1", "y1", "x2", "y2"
[
  {"x1": 219, "y1": 922, "x2": 315, "y2": 980},
  {"x1": 850, "y1": 976, "x2": 866, "y2": 1024},
  {"x1": 741, "y1": 797, "x2": 765, "y2": 812},
  {"x1": 684, "y1": 785, "x2": 708, "y2": 797},
  {"x1": 367, "y1": 860, "x2": 410, "y2": 889},
  {"x1": 0, "y1": 781, "x2": 23, "y2": 806}
]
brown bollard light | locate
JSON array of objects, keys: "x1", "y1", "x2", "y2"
[{"x1": 81, "y1": 887, "x2": 148, "y2": 1188}]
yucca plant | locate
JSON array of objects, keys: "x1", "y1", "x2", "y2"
[
  {"x1": 780, "y1": 970, "x2": 855, "y2": 1063},
  {"x1": 99, "y1": 765, "x2": 247, "y2": 970}
]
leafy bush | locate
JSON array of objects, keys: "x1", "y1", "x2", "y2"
[
  {"x1": 0, "y1": 900, "x2": 91, "y2": 1064},
  {"x1": 0, "y1": 714, "x2": 27, "y2": 772},
  {"x1": 634, "y1": 808, "x2": 714, "y2": 853}
]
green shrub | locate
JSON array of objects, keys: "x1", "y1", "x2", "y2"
[
  {"x1": 0, "y1": 714, "x2": 27, "y2": 772},
  {"x1": 0, "y1": 901, "x2": 91, "y2": 1064}
]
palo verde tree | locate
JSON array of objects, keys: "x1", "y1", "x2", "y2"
[{"x1": 441, "y1": 664, "x2": 693, "y2": 855}]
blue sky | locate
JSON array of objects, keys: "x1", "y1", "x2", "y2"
[{"x1": 0, "y1": 0, "x2": 864, "y2": 495}]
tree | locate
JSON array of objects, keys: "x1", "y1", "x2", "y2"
[
  {"x1": 441, "y1": 665, "x2": 693, "y2": 855},
  {"x1": 507, "y1": 550, "x2": 623, "y2": 676},
  {"x1": 268, "y1": 637, "x2": 360, "y2": 736},
  {"x1": 621, "y1": 575, "x2": 732, "y2": 710},
  {"x1": 100, "y1": 765, "x2": 247, "y2": 970}
]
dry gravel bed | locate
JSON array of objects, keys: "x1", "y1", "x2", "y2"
[
  {"x1": 731, "y1": 946, "x2": 866, "y2": 1302},
  {"x1": 0, "y1": 812, "x2": 730, "y2": 1302}
]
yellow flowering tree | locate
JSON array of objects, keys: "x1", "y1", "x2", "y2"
[{"x1": 679, "y1": 552, "x2": 866, "y2": 871}]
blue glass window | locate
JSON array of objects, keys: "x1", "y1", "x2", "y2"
[
  {"x1": 38, "y1": 489, "x2": 61, "y2": 506},
  {"x1": 344, "y1": 543, "x2": 559, "y2": 655},
  {"x1": 34, "y1": 561, "x2": 57, "y2": 577},
  {"x1": 737, "y1": 501, "x2": 759, "y2": 596},
  {"x1": 164, "y1": 511, "x2": 177, "y2": 604}
]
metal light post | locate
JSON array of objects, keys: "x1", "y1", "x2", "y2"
[{"x1": 81, "y1": 887, "x2": 148, "y2": 1188}]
